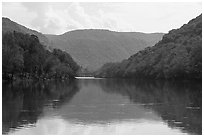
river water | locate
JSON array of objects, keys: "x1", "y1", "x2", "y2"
[{"x1": 2, "y1": 78, "x2": 202, "y2": 135}]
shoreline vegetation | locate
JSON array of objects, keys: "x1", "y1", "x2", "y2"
[
  {"x1": 3, "y1": 14, "x2": 202, "y2": 82},
  {"x1": 3, "y1": 31, "x2": 79, "y2": 82},
  {"x1": 95, "y1": 14, "x2": 202, "y2": 80}
]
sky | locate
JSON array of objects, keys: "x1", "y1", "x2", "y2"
[{"x1": 2, "y1": 2, "x2": 202, "y2": 35}]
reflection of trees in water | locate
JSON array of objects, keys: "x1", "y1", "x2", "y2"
[
  {"x1": 2, "y1": 80, "x2": 79, "y2": 134},
  {"x1": 98, "y1": 79, "x2": 202, "y2": 135},
  {"x1": 2, "y1": 79, "x2": 202, "y2": 135}
]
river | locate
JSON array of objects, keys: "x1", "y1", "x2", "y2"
[{"x1": 2, "y1": 78, "x2": 202, "y2": 135}]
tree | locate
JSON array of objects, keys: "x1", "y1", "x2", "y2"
[
  {"x1": 2, "y1": 34, "x2": 24, "y2": 79},
  {"x1": 2, "y1": 31, "x2": 80, "y2": 80}
]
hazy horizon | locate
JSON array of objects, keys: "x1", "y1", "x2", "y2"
[
  {"x1": 2, "y1": 16, "x2": 167, "y2": 35},
  {"x1": 2, "y1": 2, "x2": 202, "y2": 35}
]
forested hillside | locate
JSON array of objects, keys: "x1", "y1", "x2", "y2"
[
  {"x1": 95, "y1": 14, "x2": 202, "y2": 80},
  {"x1": 46, "y1": 30, "x2": 164, "y2": 71},
  {"x1": 2, "y1": 17, "x2": 49, "y2": 47},
  {"x1": 3, "y1": 17, "x2": 164, "y2": 71},
  {"x1": 2, "y1": 31, "x2": 79, "y2": 80}
]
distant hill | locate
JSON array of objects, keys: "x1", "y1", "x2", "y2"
[
  {"x1": 2, "y1": 18, "x2": 80, "y2": 80},
  {"x1": 2, "y1": 17, "x2": 164, "y2": 71},
  {"x1": 2, "y1": 17, "x2": 49, "y2": 47},
  {"x1": 46, "y1": 30, "x2": 164, "y2": 71},
  {"x1": 96, "y1": 14, "x2": 202, "y2": 80}
]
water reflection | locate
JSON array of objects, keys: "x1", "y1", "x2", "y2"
[
  {"x1": 2, "y1": 80, "x2": 79, "y2": 134},
  {"x1": 98, "y1": 79, "x2": 202, "y2": 134},
  {"x1": 2, "y1": 79, "x2": 202, "y2": 135}
]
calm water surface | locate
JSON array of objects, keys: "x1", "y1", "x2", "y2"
[{"x1": 2, "y1": 78, "x2": 202, "y2": 135}]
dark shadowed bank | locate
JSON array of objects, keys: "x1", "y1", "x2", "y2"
[
  {"x1": 95, "y1": 14, "x2": 202, "y2": 80},
  {"x1": 2, "y1": 31, "x2": 80, "y2": 81}
]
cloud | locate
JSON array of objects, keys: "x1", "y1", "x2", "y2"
[
  {"x1": 18, "y1": 2, "x2": 120, "y2": 34},
  {"x1": 21, "y1": 2, "x2": 67, "y2": 34},
  {"x1": 2, "y1": 2, "x2": 37, "y2": 29},
  {"x1": 2, "y1": 2, "x2": 202, "y2": 34}
]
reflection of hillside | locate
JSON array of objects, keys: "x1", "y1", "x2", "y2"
[
  {"x1": 2, "y1": 80, "x2": 79, "y2": 134},
  {"x1": 3, "y1": 79, "x2": 202, "y2": 135},
  {"x1": 98, "y1": 79, "x2": 202, "y2": 135},
  {"x1": 57, "y1": 80, "x2": 161, "y2": 124}
]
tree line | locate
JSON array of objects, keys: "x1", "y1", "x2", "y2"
[
  {"x1": 95, "y1": 14, "x2": 202, "y2": 80},
  {"x1": 3, "y1": 31, "x2": 79, "y2": 81}
]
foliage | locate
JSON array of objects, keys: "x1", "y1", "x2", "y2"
[
  {"x1": 2, "y1": 31, "x2": 79, "y2": 80},
  {"x1": 95, "y1": 14, "x2": 202, "y2": 80}
]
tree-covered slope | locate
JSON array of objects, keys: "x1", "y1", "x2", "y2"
[
  {"x1": 2, "y1": 31, "x2": 79, "y2": 80},
  {"x1": 46, "y1": 30, "x2": 164, "y2": 71},
  {"x1": 2, "y1": 17, "x2": 49, "y2": 47},
  {"x1": 3, "y1": 17, "x2": 163, "y2": 71},
  {"x1": 95, "y1": 14, "x2": 202, "y2": 80}
]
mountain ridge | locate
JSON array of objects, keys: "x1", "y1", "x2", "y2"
[
  {"x1": 2, "y1": 17, "x2": 49, "y2": 47},
  {"x1": 46, "y1": 29, "x2": 164, "y2": 71},
  {"x1": 2, "y1": 17, "x2": 164, "y2": 71}
]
